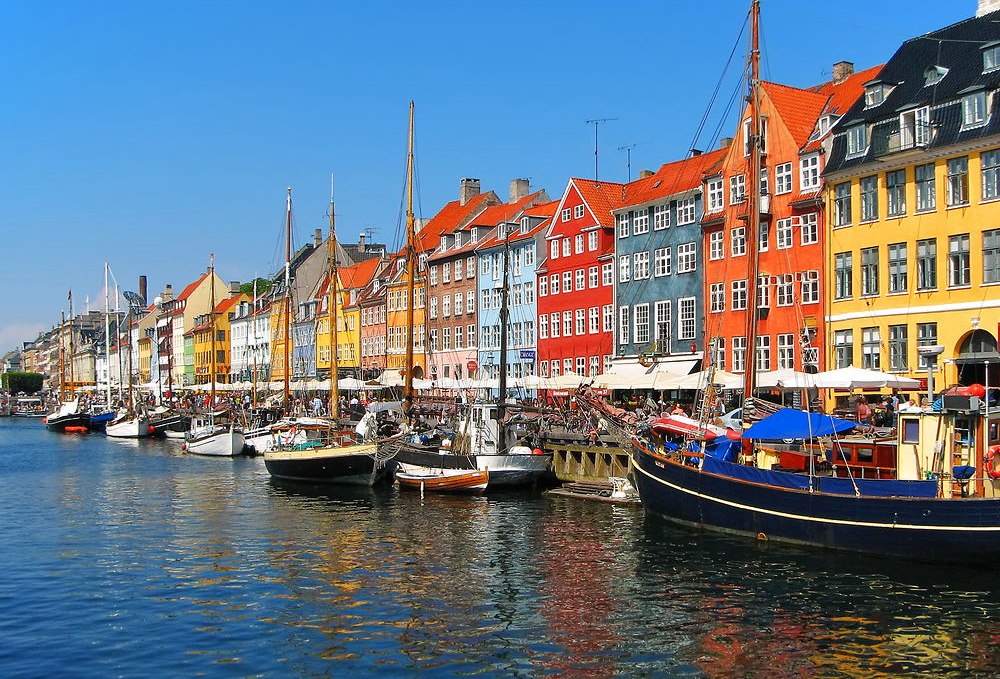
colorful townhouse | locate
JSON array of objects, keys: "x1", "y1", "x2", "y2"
[
  {"x1": 612, "y1": 150, "x2": 727, "y2": 376},
  {"x1": 700, "y1": 63, "x2": 876, "y2": 377},
  {"x1": 537, "y1": 178, "x2": 623, "y2": 378},
  {"x1": 229, "y1": 296, "x2": 271, "y2": 384},
  {"x1": 314, "y1": 256, "x2": 381, "y2": 378},
  {"x1": 824, "y1": 6, "x2": 1000, "y2": 388},
  {"x1": 191, "y1": 291, "x2": 248, "y2": 385},
  {"x1": 357, "y1": 261, "x2": 389, "y2": 379},
  {"x1": 156, "y1": 270, "x2": 229, "y2": 389},
  {"x1": 475, "y1": 197, "x2": 557, "y2": 381},
  {"x1": 387, "y1": 179, "x2": 499, "y2": 379}
]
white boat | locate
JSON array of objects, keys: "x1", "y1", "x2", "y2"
[
  {"x1": 185, "y1": 419, "x2": 245, "y2": 457},
  {"x1": 105, "y1": 413, "x2": 151, "y2": 438}
]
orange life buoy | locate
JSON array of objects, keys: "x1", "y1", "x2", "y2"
[{"x1": 985, "y1": 445, "x2": 1000, "y2": 480}]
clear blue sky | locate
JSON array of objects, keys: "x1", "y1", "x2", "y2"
[{"x1": 0, "y1": 0, "x2": 973, "y2": 352}]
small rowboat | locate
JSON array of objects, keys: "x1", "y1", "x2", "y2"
[{"x1": 395, "y1": 466, "x2": 489, "y2": 493}]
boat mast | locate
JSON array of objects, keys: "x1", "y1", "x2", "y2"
[
  {"x1": 497, "y1": 229, "x2": 511, "y2": 421},
  {"x1": 209, "y1": 253, "x2": 217, "y2": 412},
  {"x1": 284, "y1": 187, "x2": 292, "y2": 411},
  {"x1": 104, "y1": 263, "x2": 112, "y2": 407},
  {"x1": 251, "y1": 278, "x2": 258, "y2": 408},
  {"x1": 68, "y1": 290, "x2": 75, "y2": 396},
  {"x1": 59, "y1": 311, "x2": 66, "y2": 402},
  {"x1": 328, "y1": 175, "x2": 340, "y2": 419},
  {"x1": 743, "y1": 0, "x2": 763, "y2": 417},
  {"x1": 404, "y1": 100, "x2": 416, "y2": 411}
]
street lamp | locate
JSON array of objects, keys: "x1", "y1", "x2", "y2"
[{"x1": 918, "y1": 344, "x2": 945, "y2": 405}]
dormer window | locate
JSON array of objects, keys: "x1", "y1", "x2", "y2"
[
  {"x1": 469, "y1": 227, "x2": 479, "y2": 243},
  {"x1": 962, "y1": 90, "x2": 988, "y2": 128},
  {"x1": 900, "y1": 106, "x2": 931, "y2": 148},
  {"x1": 864, "y1": 82, "x2": 892, "y2": 108},
  {"x1": 818, "y1": 115, "x2": 833, "y2": 135},
  {"x1": 983, "y1": 42, "x2": 1000, "y2": 72},
  {"x1": 846, "y1": 124, "x2": 868, "y2": 157},
  {"x1": 520, "y1": 216, "x2": 530, "y2": 233},
  {"x1": 923, "y1": 65, "x2": 948, "y2": 87},
  {"x1": 497, "y1": 223, "x2": 507, "y2": 240},
  {"x1": 453, "y1": 232, "x2": 463, "y2": 249}
]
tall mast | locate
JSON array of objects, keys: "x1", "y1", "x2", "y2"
[
  {"x1": 209, "y1": 253, "x2": 217, "y2": 410},
  {"x1": 497, "y1": 229, "x2": 511, "y2": 421},
  {"x1": 251, "y1": 278, "x2": 258, "y2": 408},
  {"x1": 67, "y1": 290, "x2": 74, "y2": 395},
  {"x1": 104, "y1": 263, "x2": 112, "y2": 407},
  {"x1": 403, "y1": 100, "x2": 416, "y2": 410},
  {"x1": 284, "y1": 187, "x2": 292, "y2": 410},
  {"x1": 743, "y1": 0, "x2": 762, "y2": 410},
  {"x1": 328, "y1": 175, "x2": 340, "y2": 419},
  {"x1": 59, "y1": 311, "x2": 66, "y2": 402}
]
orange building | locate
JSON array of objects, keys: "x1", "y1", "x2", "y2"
[{"x1": 192, "y1": 293, "x2": 249, "y2": 384}]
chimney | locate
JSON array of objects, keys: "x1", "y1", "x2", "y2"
[
  {"x1": 314, "y1": 228, "x2": 322, "y2": 246},
  {"x1": 138, "y1": 275, "x2": 147, "y2": 304},
  {"x1": 509, "y1": 178, "x2": 530, "y2": 203},
  {"x1": 162, "y1": 284, "x2": 173, "y2": 303},
  {"x1": 358, "y1": 232, "x2": 366, "y2": 249},
  {"x1": 639, "y1": 169, "x2": 655, "y2": 179},
  {"x1": 690, "y1": 148, "x2": 703, "y2": 157},
  {"x1": 229, "y1": 281, "x2": 240, "y2": 294},
  {"x1": 832, "y1": 61, "x2": 854, "y2": 84},
  {"x1": 978, "y1": 0, "x2": 1000, "y2": 16},
  {"x1": 460, "y1": 178, "x2": 481, "y2": 206},
  {"x1": 719, "y1": 137, "x2": 733, "y2": 149}
]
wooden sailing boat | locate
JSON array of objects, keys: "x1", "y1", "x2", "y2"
[
  {"x1": 106, "y1": 285, "x2": 153, "y2": 437},
  {"x1": 45, "y1": 294, "x2": 91, "y2": 433},
  {"x1": 263, "y1": 179, "x2": 393, "y2": 484},
  {"x1": 185, "y1": 254, "x2": 245, "y2": 456}
]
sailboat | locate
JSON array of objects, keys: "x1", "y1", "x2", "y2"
[
  {"x1": 106, "y1": 285, "x2": 152, "y2": 438},
  {"x1": 263, "y1": 180, "x2": 399, "y2": 484},
  {"x1": 45, "y1": 294, "x2": 92, "y2": 433},
  {"x1": 624, "y1": 1, "x2": 1000, "y2": 566},
  {"x1": 184, "y1": 254, "x2": 245, "y2": 456}
]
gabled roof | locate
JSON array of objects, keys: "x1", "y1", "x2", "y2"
[
  {"x1": 176, "y1": 273, "x2": 208, "y2": 303},
  {"x1": 476, "y1": 199, "x2": 559, "y2": 250},
  {"x1": 810, "y1": 64, "x2": 884, "y2": 118},
  {"x1": 430, "y1": 191, "x2": 547, "y2": 260},
  {"x1": 339, "y1": 257, "x2": 382, "y2": 289},
  {"x1": 412, "y1": 191, "x2": 497, "y2": 253},
  {"x1": 572, "y1": 179, "x2": 626, "y2": 228},
  {"x1": 213, "y1": 294, "x2": 243, "y2": 316},
  {"x1": 620, "y1": 148, "x2": 728, "y2": 208},
  {"x1": 761, "y1": 81, "x2": 830, "y2": 149}
]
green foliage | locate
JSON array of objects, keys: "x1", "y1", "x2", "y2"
[
  {"x1": 2, "y1": 371, "x2": 43, "y2": 394},
  {"x1": 240, "y1": 278, "x2": 273, "y2": 298}
]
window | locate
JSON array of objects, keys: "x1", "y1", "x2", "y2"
[
  {"x1": 949, "y1": 234, "x2": 971, "y2": 287},
  {"x1": 709, "y1": 231, "x2": 724, "y2": 260},
  {"x1": 755, "y1": 335, "x2": 771, "y2": 372},
  {"x1": 865, "y1": 83, "x2": 888, "y2": 108},
  {"x1": 715, "y1": 337, "x2": 726, "y2": 370},
  {"x1": 654, "y1": 301, "x2": 671, "y2": 346},
  {"x1": 603, "y1": 304, "x2": 613, "y2": 332},
  {"x1": 467, "y1": 290, "x2": 475, "y2": 313},
  {"x1": 731, "y1": 279, "x2": 747, "y2": 310},
  {"x1": 777, "y1": 333, "x2": 795, "y2": 369},
  {"x1": 834, "y1": 181, "x2": 852, "y2": 226},
  {"x1": 861, "y1": 327, "x2": 880, "y2": 370},
  {"x1": 731, "y1": 227, "x2": 746, "y2": 256},
  {"x1": 633, "y1": 252, "x2": 650, "y2": 279},
  {"x1": 441, "y1": 295, "x2": 450, "y2": 317},
  {"x1": 677, "y1": 197, "x2": 696, "y2": 225},
  {"x1": 757, "y1": 275, "x2": 770, "y2": 308},
  {"x1": 962, "y1": 91, "x2": 987, "y2": 128},
  {"x1": 732, "y1": 336, "x2": 747, "y2": 373},
  {"x1": 618, "y1": 307, "x2": 629, "y2": 345},
  {"x1": 619, "y1": 255, "x2": 630, "y2": 282},
  {"x1": 985, "y1": 229, "x2": 1000, "y2": 284},
  {"x1": 678, "y1": 298, "x2": 696, "y2": 341},
  {"x1": 729, "y1": 174, "x2": 746, "y2": 204},
  {"x1": 587, "y1": 230, "x2": 598, "y2": 251},
  {"x1": 677, "y1": 243, "x2": 696, "y2": 273},
  {"x1": 775, "y1": 163, "x2": 792, "y2": 194},
  {"x1": 915, "y1": 162, "x2": 936, "y2": 212},
  {"x1": 442, "y1": 326, "x2": 452, "y2": 350},
  {"x1": 984, "y1": 150, "x2": 1000, "y2": 201},
  {"x1": 561, "y1": 208, "x2": 571, "y2": 222},
  {"x1": 634, "y1": 304, "x2": 650, "y2": 344},
  {"x1": 776, "y1": 218, "x2": 793, "y2": 249},
  {"x1": 561, "y1": 271, "x2": 571, "y2": 293},
  {"x1": 759, "y1": 167, "x2": 769, "y2": 196},
  {"x1": 800, "y1": 213, "x2": 818, "y2": 245},
  {"x1": 549, "y1": 312, "x2": 559, "y2": 338},
  {"x1": 589, "y1": 307, "x2": 599, "y2": 334},
  {"x1": 429, "y1": 296, "x2": 438, "y2": 319},
  {"x1": 539, "y1": 314, "x2": 548, "y2": 339},
  {"x1": 800, "y1": 154, "x2": 820, "y2": 191},
  {"x1": 442, "y1": 262, "x2": 451, "y2": 283},
  {"x1": 617, "y1": 213, "x2": 629, "y2": 238},
  {"x1": 576, "y1": 268, "x2": 586, "y2": 290},
  {"x1": 835, "y1": 251, "x2": 853, "y2": 299},
  {"x1": 900, "y1": 106, "x2": 930, "y2": 149},
  {"x1": 847, "y1": 125, "x2": 868, "y2": 157},
  {"x1": 538, "y1": 276, "x2": 548, "y2": 297},
  {"x1": 468, "y1": 256, "x2": 476, "y2": 277},
  {"x1": 429, "y1": 265, "x2": 438, "y2": 286},
  {"x1": 481, "y1": 256, "x2": 491, "y2": 276},
  {"x1": 889, "y1": 325, "x2": 908, "y2": 371},
  {"x1": 888, "y1": 242, "x2": 907, "y2": 293},
  {"x1": 861, "y1": 246, "x2": 879, "y2": 296},
  {"x1": 575, "y1": 233, "x2": 585, "y2": 254},
  {"x1": 576, "y1": 308, "x2": 586, "y2": 335},
  {"x1": 454, "y1": 258, "x2": 463, "y2": 280},
  {"x1": 707, "y1": 178, "x2": 724, "y2": 211},
  {"x1": 574, "y1": 204, "x2": 584, "y2": 219},
  {"x1": 985, "y1": 43, "x2": 1000, "y2": 71},
  {"x1": 454, "y1": 325, "x2": 463, "y2": 349},
  {"x1": 549, "y1": 240, "x2": 559, "y2": 260},
  {"x1": 633, "y1": 209, "x2": 649, "y2": 235},
  {"x1": 562, "y1": 311, "x2": 572, "y2": 337},
  {"x1": 834, "y1": 330, "x2": 854, "y2": 369},
  {"x1": 801, "y1": 270, "x2": 819, "y2": 304},
  {"x1": 917, "y1": 322, "x2": 938, "y2": 368},
  {"x1": 453, "y1": 292, "x2": 463, "y2": 316},
  {"x1": 946, "y1": 157, "x2": 969, "y2": 206},
  {"x1": 860, "y1": 175, "x2": 878, "y2": 221},
  {"x1": 776, "y1": 274, "x2": 794, "y2": 306},
  {"x1": 759, "y1": 220, "x2": 769, "y2": 252},
  {"x1": 602, "y1": 263, "x2": 613, "y2": 286},
  {"x1": 886, "y1": 169, "x2": 906, "y2": 216},
  {"x1": 562, "y1": 239, "x2": 571, "y2": 257},
  {"x1": 550, "y1": 360, "x2": 560, "y2": 377},
  {"x1": 653, "y1": 248, "x2": 672, "y2": 277},
  {"x1": 917, "y1": 238, "x2": 937, "y2": 290},
  {"x1": 588, "y1": 266, "x2": 598, "y2": 288},
  {"x1": 550, "y1": 273, "x2": 559, "y2": 296},
  {"x1": 710, "y1": 283, "x2": 725, "y2": 313}
]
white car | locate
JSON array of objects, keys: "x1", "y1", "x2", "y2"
[{"x1": 719, "y1": 407, "x2": 743, "y2": 431}]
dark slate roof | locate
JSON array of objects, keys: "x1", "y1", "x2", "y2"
[{"x1": 826, "y1": 9, "x2": 1000, "y2": 174}]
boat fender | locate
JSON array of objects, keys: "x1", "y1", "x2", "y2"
[
  {"x1": 985, "y1": 445, "x2": 1000, "y2": 480},
  {"x1": 148, "y1": 425, "x2": 156, "y2": 434},
  {"x1": 532, "y1": 448, "x2": 544, "y2": 456}
]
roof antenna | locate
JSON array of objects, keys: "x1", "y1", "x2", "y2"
[
  {"x1": 586, "y1": 117, "x2": 618, "y2": 184},
  {"x1": 618, "y1": 143, "x2": 638, "y2": 182}
]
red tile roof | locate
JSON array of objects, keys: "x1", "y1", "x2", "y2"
[
  {"x1": 176, "y1": 273, "x2": 209, "y2": 302},
  {"x1": 476, "y1": 199, "x2": 559, "y2": 249},
  {"x1": 623, "y1": 148, "x2": 729, "y2": 207},
  {"x1": 810, "y1": 64, "x2": 884, "y2": 117},
  {"x1": 571, "y1": 179, "x2": 627, "y2": 227},
  {"x1": 761, "y1": 81, "x2": 830, "y2": 149},
  {"x1": 213, "y1": 294, "x2": 243, "y2": 315},
  {"x1": 339, "y1": 257, "x2": 382, "y2": 290},
  {"x1": 412, "y1": 192, "x2": 497, "y2": 253}
]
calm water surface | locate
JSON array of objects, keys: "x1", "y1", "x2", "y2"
[{"x1": 1, "y1": 417, "x2": 998, "y2": 677}]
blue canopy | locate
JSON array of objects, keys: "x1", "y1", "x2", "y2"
[{"x1": 742, "y1": 408, "x2": 857, "y2": 441}]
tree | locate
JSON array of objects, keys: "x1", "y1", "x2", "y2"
[
  {"x1": 240, "y1": 278, "x2": 273, "y2": 298},
  {"x1": 2, "y1": 371, "x2": 43, "y2": 394}
]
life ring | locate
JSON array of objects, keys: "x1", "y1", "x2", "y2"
[{"x1": 985, "y1": 445, "x2": 1000, "y2": 480}]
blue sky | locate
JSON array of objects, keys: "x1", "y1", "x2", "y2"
[{"x1": 0, "y1": 0, "x2": 973, "y2": 352}]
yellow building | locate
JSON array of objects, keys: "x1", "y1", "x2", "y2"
[
  {"x1": 192, "y1": 293, "x2": 248, "y2": 385},
  {"x1": 823, "y1": 15, "x2": 1000, "y2": 391},
  {"x1": 315, "y1": 258, "x2": 382, "y2": 375}
]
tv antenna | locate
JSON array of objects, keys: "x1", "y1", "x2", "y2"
[
  {"x1": 618, "y1": 143, "x2": 639, "y2": 182},
  {"x1": 586, "y1": 117, "x2": 618, "y2": 183}
]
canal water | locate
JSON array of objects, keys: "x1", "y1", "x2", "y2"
[{"x1": 0, "y1": 417, "x2": 997, "y2": 678}]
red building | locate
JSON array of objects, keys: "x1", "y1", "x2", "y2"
[{"x1": 537, "y1": 178, "x2": 623, "y2": 378}]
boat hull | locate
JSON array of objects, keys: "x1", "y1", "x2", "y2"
[
  {"x1": 264, "y1": 442, "x2": 379, "y2": 485},
  {"x1": 44, "y1": 412, "x2": 91, "y2": 432},
  {"x1": 391, "y1": 445, "x2": 551, "y2": 488},
  {"x1": 631, "y1": 444, "x2": 1000, "y2": 566},
  {"x1": 105, "y1": 417, "x2": 151, "y2": 438},
  {"x1": 396, "y1": 464, "x2": 489, "y2": 492},
  {"x1": 185, "y1": 428, "x2": 245, "y2": 457}
]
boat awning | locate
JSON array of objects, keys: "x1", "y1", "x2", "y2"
[{"x1": 742, "y1": 408, "x2": 857, "y2": 441}]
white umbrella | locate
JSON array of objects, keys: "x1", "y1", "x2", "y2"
[
  {"x1": 338, "y1": 377, "x2": 367, "y2": 390},
  {"x1": 813, "y1": 366, "x2": 920, "y2": 390},
  {"x1": 757, "y1": 368, "x2": 818, "y2": 390},
  {"x1": 654, "y1": 369, "x2": 744, "y2": 391}
]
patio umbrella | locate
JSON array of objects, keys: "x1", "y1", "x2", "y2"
[{"x1": 813, "y1": 366, "x2": 920, "y2": 389}]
